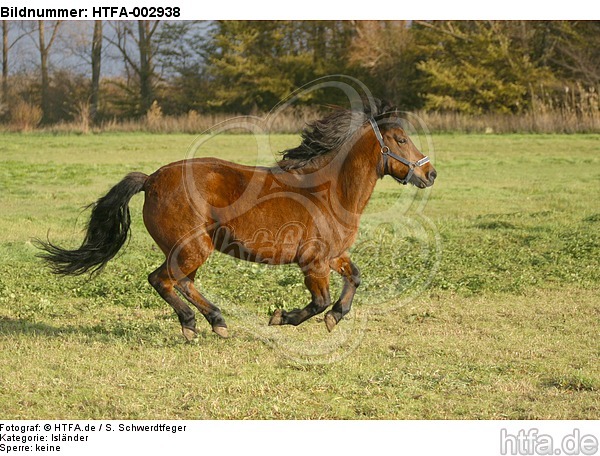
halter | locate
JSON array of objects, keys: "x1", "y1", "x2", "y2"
[{"x1": 368, "y1": 117, "x2": 430, "y2": 186}]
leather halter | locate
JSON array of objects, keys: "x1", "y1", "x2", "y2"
[{"x1": 368, "y1": 118, "x2": 430, "y2": 186}]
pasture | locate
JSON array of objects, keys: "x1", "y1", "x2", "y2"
[{"x1": 0, "y1": 132, "x2": 598, "y2": 419}]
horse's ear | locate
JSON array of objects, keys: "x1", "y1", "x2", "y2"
[
  {"x1": 367, "y1": 98, "x2": 398, "y2": 120},
  {"x1": 379, "y1": 100, "x2": 397, "y2": 116}
]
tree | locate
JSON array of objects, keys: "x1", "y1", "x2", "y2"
[
  {"x1": 91, "y1": 21, "x2": 102, "y2": 122},
  {"x1": 202, "y1": 21, "x2": 358, "y2": 112},
  {"x1": 153, "y1": 21, "x2": 210, "y2": 114},
  {"x1": 32, "y1": 20, "x2": 62, "y2": 122},
  {"x1": 1, "y1": 21, "x2": 27, "y2": 106},
  {"x1": 349, "y1": 21, "x2": 422, "y2": 109},
  {"x1": 107, "y1": 20, "x2": 161, "y2": 115},
  {"x1": 550, "y1": 21, "x2": 600, "y2": 86},
  {"x1": 2, "y1": 21, "x2": 7, "y2": 104},
  {"x1": 57, "y1": 21, "x2": 105, "y2": 122},
  {"x1": 155, "y1": 21, "x2": 204, "y2": 77},
  {"x1": 203, "y1": 21, "x2": 307, "y2": 111},
  {"x1": 136, "y1": 21, "x2": 156, "y2": 113},
  {"x1": 413, "y1": 21, "x2": 556, "y2": 114}
]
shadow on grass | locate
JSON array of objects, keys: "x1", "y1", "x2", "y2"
[
  {"x1": 0, "y1": 316, "x2": 76, "y2": 337},
  {"x1": 541, "y1": 374, "x2": 599, "y2": 392},
  {"x1": 0, "y1": 316, "x2": 178, "y2": 345}
]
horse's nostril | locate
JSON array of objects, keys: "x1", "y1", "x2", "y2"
[{"x1": 428, "y1": 170, "x2": 437, "y2": 181}]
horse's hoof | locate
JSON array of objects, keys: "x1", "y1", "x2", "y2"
[
  {"x1": 269, "y1": 309, "x2": 284, "y2": 326},
  {"x1": 212, "y1": 326, "x2": 229, "y2": 338},
  {"x1": 182, "y1": 327, "x2": 197, "y2": 341},
  {"x1": 324, "y1": 312, "x2": 338, "y2": 332}
]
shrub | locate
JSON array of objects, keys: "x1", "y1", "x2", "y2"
[
  {"x1": 9, "y1": 100, "x2": 43, "y2": 132},
  {"x1": 145, "y1": 101, "x2": 163, "y2": 132}
]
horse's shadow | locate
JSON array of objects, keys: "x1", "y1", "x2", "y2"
[
  {"x1": 0, "y1": 316, "x2": 75, "y2": 337},
  {"x1": 0, "y1": 316, "x2": 178, "y2": 344}
]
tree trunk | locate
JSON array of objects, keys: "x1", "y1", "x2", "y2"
[
  {"x1": 138, "y1": 21, "x2": 154, "y2": 113},
  {"x1": 312, "y1": 22, "x2": 326, "y2": 65},
  {"x1": 2, "y1": 21, "x2": 8, "y2": 104},
  {"x1": 91, "y1": 20, "x2": 102, "y2": 123},
  {"x1": 38, "y1": 21, "x2": 50, "y2": 123}
]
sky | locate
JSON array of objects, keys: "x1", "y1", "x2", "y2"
[{"x1": 6, "y1": 22, "x2": 141, "y2": 77}]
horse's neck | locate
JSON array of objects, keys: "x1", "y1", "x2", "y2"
[{"x1": 336, "y1": 135, "x2": 380, "y2": 217}]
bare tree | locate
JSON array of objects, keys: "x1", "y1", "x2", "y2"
[
  {"x1": 31, "y1": 20, "x2": 62, "y2": 122},
  {"x1": 552, "y1": 21, "x2": 600, "y2": 86},
  {"x1": 2, "y1": 21, "x2": 7, "y2": 105},
  {"x1": 349, "y1": 21, "x2": 419, "y2": 105},
  {"x1": 57, "y1": 21, "x2": 104, "y2": 123},
  {"x1": 1, "y1": 21, "x2": 27, "y2": 105},
  {"x1": 137, "y1": 21, "x2": 156, "y2": 113},
  {"x1": 91, "y1": 21, "x2": 102, "y2": 122},
  {"x1": 107, "y1": 20, "x2": 160, "y2": 114}
]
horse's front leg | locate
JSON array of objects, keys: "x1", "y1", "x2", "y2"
[
  {"x1": 269, "y1": 266, "x2": 331, "y2": 327},
  {"x1": 324, "y1": 253, "x2": 361, "y2": 332}
]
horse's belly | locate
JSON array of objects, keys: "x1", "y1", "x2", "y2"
[{"x1": 212, "y1": 224, "x2": 300, "y2": 265}]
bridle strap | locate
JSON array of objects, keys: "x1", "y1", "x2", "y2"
[{"x1": 368, "y1": 117, "x2": 430, "y2": 185}]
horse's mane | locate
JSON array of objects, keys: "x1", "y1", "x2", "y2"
[{"x1": 277, "y1": 98, "x2": 399, "y2": 171}]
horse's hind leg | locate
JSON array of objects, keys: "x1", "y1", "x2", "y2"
[
  {"x1": 148, "y1": 263, "x2": 198, "y2": 341},
  {"x1": 176, "y1": 273, "x2": 228, "y2": 338},
  {"x1": 324, "y1": 254, "x2": 361, "y2": 332}
]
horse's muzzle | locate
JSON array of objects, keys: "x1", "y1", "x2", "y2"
[
  {"x1": 412, "y1": 168, "x2": 436, "y2": 188},
  {"x1": 427, "y1": 169, "x2": 437, "y2": 185}
]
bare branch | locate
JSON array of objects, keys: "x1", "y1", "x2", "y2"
[
  {"x1": 413, "y1": 20, "x2": 471, "y2": 42},
  {"x1": 45, "y1": 21, "x2": 62, "y2": 52},
  {"x1": 105, "y1": 21, "x2": 141, "y2": 75}
]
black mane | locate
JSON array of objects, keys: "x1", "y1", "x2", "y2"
[{"x1": 278, "y1": 98, "x2": 399, "y2": 170}]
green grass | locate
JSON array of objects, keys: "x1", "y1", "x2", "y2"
[{"x1": 0, "y1": 132, "x2": 599, "y2": 419}]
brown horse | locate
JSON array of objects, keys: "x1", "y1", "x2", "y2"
[{"x1": 37, "y1": 99, "x2": 436, "y2": 341}]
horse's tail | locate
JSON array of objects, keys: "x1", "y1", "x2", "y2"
[{"x1": 36, "y1": 172, "x2": 148, "y2": 276}]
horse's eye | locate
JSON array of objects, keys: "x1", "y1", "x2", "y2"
[{"x1": 397, "y1": 138, "x2": 407, "y2": 145}]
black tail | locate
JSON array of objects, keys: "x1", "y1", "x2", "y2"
[{"x1": 36, "y1": 172, "x2": 148, "y2": 276}]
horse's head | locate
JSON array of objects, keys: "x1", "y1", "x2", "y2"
[{"x1": 369, "y1": 117, "x2": 437, "y2": 189}]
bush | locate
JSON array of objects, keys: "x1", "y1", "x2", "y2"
[
  {"x1": 145, "y1": 101, "x2": 163, "y2": 132},
  {"x1": 9, "y1": 100, "x2": 43, "y2": 132}
]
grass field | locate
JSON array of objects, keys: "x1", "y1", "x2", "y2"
[{"x1": 0, "y1": 132, "x2": 598, "y2": 419}]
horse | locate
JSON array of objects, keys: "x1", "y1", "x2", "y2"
[{"x1": 36, "y1": 99, "x2": 437, "y2": 341}]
